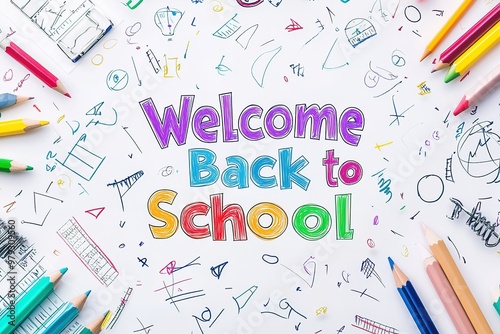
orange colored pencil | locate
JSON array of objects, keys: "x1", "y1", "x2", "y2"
[
  {"x1": 421, "y1": 223, "x2": 493, "y2": 334},
  {"x1": 420, "y1": 0, "x2": 476, "y2": 61}
]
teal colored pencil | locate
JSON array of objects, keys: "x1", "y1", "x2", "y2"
[
  {"x1": 0, "y1": 268, "x2": 68, "y2": 334},
  {"x1": 78, "y1": 311, "x2": 109, "y2": 334},
  {"x1": 0, "y1": 93, "x2": 33, "y2": 110},
  {"x1": 41, "y1": 290, "x2": 91, "y2": 334}
]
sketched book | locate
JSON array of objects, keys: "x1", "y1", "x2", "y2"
[{"x1": 10, "y1": 0, "x2": 113, "y2": 62}]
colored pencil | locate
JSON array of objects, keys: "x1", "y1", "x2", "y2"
[
  {"x1": 453, "y1": 65, "x2": 500, "y2": 115},
  {"x1": 493, "y1": 287, "x2": 500, "y2": 316},
  {"x1": 0, "y1": 36, "x2": 70, "y2": 97},
  {"x1": 421, "y1": 223, "x2": 493, "y2": 333},
  {"x1": 78, "y1": 311, "x2": 109, "y2": 334},
  {"x1": 0, "y1": 268, "x2": 68, "y2": 334},
  {"x1": 0, "y1": 158, "x2": 33, "y2": 173},
  {"x1": 417, "y1": 244, "x2": 475, "y2": 334},
  {"x1": 388, "y1": 257, "x2": 439, "y2": 334},
  {"x1": 420, "y1": 0, "x2": 476, "y2": 61},
  {"x1": 445, "y1": 21, "x2": 500, "y2": 83},
  {"x1": 433, "y1": 3, "x2": 500, "y2": 72},
  {"x1": 0, "y1": 118, "x2": 49, "y2": 137},
  {"x1": 0, "y1": 93, "x2": 33, "y2": 110},
  {"x1": 41, "y1": 290, "x2": 91, "y2": 334}
]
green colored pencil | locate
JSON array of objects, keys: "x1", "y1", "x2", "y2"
[
  {"x1": 0, "y1": 268, "x2": 68, "y2": 334},
  {"x1": 0, "y1": 158, "x2": 33, "y2": 173}
]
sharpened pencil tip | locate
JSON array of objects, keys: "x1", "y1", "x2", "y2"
[
  {"x1": 420, "y1": 50, "x2": 431, "y2": 62},
  {"x1": 430, "y1": 68, "x2": 437, "y2": 73},
  {"x1": 26, "y1": 165, "x2": 33, "y2": 171},
  {"x1": 29, "y1": 97, "x2": 34, "y2": 100},
  {"x1": 85, "y1": 290, "x2": 92, "y2": 296},
  {"x1": 40, "y1": 120, "x2": 50, "y2": 126},
  {"x1": 65, "y1": 93, "x2": 72, "y2": 98},
  {"x1": 388, "y1": 256, "x2": 394, "y2": 270},
  {"x1": 60, "y1": 267, "x2": 68, "y2": 274}
]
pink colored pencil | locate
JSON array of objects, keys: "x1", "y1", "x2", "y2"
[
  {"x1": 0, "y1": 35, "x2": 70, "y2": 98},
  {"x1": 417, "y1": 244, "x2": 475, "y2": 334},
  {"x1": 433, "y1": 3, "x2": 500, "y2": 72},
  {"x1": 453, "y1": 65, "x2": 500, "y2": 115}
]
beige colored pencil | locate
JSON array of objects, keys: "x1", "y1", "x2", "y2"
[{"x1": 421, "y1": 223, "x2": 493, "y2": 334}]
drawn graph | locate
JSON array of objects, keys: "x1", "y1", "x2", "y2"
[
  {"x1": 55, "y1": 134, "x2": 106, "y2": 181},
  {"x1": 352, "y1": 315, "x2": 399, "y2": 334},
  {"x1": 107, "y1": 170, "x2": 144, "y2": 211},
  {"x1": 57, "y1": 218, "x2": 119, "y2": 286}
]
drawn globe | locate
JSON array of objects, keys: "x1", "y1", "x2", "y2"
[{"x1": 456, "y1": 121, "x2": 500, "y2": 181}]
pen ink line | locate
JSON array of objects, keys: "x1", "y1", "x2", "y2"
[{"x1": 131, "y1": 56, "x2": 142, "y2": 86}]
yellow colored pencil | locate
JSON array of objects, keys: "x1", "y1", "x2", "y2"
[
  {"x1": 445, "y1": 21, "x2": 500, "y2": 83},
  {"x1": 420, "y1": 0, "x2": 475, "y2": 61},
  {"x1": 0, "y1": 118, "x2": 49, "y2": 137}
]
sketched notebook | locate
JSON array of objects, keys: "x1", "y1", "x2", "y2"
[{"x1": 10, "y1": 0, "x2": 113, "y2": 62}]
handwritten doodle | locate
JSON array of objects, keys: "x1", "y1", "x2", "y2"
[
  {"x1": 456, "y1": 121, "x2": 500, "y2": 183},
  {"x1": 107, "y1": 69, "x2": 129, "y2": 91},
  {"x1": 107, "y1": 288, "x2": 133, "y2": 329},
  {"x1": 58, "y1": 218, "x2": 119, "y2": 286},
  {"x1": 449, "y1": 198, "x2": 500, "y2": 247},
  {"x1": 345, "y1": 18, "x2": 377, "y2": 48},
  {"x1": 155, "y1": 7, "x2": 183, "y2": 36},
  {"x1": 235, "y1": 24, "x2": 258, "y2": 49},
  {"x1": 55, "y1": 134, "x2": 106, "y2": 181},
  {"x1": 213, "y1": 14, "x2": 241, "y2": 39},
  {"x1": 233, "y1": 285, "x2": 258, "y2": 313},
  {"x1": 360, "y1": 258, "x2": 385, "y2": 287},
  {"x1": 416, "y1": 174, "x2": 444, "y2": 203},
  {"x1": 322, "y1": 38, "x2": 349, "y2": 70},
  {"x1": 146, "y1": 49, "x2": 162, "y2": 74},
  {"x1": 107, "y1": 171, "x2": 145, "y2": 211},
  {"x1": 352, "y1": 315, "x2": 399, "y2": 333}
]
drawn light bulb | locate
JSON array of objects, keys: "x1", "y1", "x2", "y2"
[{"x1": 154, "y1": 7, "x2": 183, "y2": 36}]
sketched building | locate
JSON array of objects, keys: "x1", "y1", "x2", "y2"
[{"x1": 345, "y1": 18, "x2": 377, "y2": 48}]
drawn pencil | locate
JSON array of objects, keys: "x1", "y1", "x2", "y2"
[
  {"x1": 0, "y1": 35, "x2": 70, "y2": 97},
  {"x1": 388, "y1": 257, "x2": 439, "y2": 334},
  {"x1": 421, "y1": 223, "x2": 493, "y2": 333},
  {"x1": 453, "y1": 65, "x2": 500, "y2": 115},
  {"x1": 444, "y1": 21, "x2": 500, "y2": 83},
  {"x1": 0, "y1": 118, "x2": 49, "y2": 137},
  {"x1": 433, "y1": 3, "x2": 500, "y2": 72},
  {"x1": 41, "y1": 290, "x2": 91, "y2": 334},
  {"x1": 417, "y1": 244, "x2": 474, "y2": 334},
  {"x1": 0, "y1": 158, "x2": 33, "y2": 173},
  {"x1": 420, "y1": 0, "x2": 475, "y2": 61},
  {"x1": 0, "y1": 268, "x2": 68, "y2": 334},
  {"x1": 0, "y1": 93, "x2": 33, "y2": 110}
]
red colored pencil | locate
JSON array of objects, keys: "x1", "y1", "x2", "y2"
[
  {"x1": 0, "y1": 36, "x2": 71, "y2": 98},
  {"x1": 433, "y1": 3, "x2": 500, "y2": 72},
  {"x1": 453, "y1": 65, "x2": 500, "y2": 115}
]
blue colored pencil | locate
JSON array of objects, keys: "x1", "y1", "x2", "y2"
[
  {"x1": 40, "y1": 290, "x2": 91, "y2": 334},
  {"x1": 388, "y1": 257, "x2": 439, "y2": 334},
  {"x1": 0, "y1": 93, "x2": 33, "y2": 110}
]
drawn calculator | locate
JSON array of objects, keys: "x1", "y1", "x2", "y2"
[{"x1": 10, "y1": 0, "x2": 113, "y2": 62}]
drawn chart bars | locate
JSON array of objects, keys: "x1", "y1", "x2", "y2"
[
  {"x1": 55, "y1": 134, "x2": 105, "y2": 181},
  {"x1": 57, "y1": 218, "x2": 118, "y2": 286}
]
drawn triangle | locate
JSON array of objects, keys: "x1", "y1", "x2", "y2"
[
  {"x1": 85, "y1": 207, "x2": 105, "y2": 219},
  {"x1": 322, "y1": 38, "x2": 349, "y2": 70}
]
